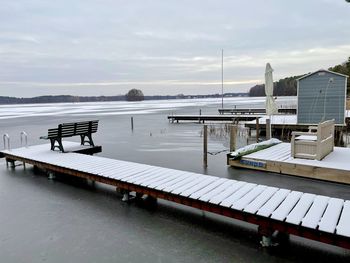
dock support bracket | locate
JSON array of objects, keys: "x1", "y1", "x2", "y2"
[
  {"x1": 6, "y1": 158, "x2": 15, "y2": 168},
  {"x1": 260, "y1": 236, "x2": 273, "y2": 247},
  {"x1": 258, "y1": 226, "x2": 276, "y2": 247},
  {"x1": 48, "y1": 171, "x2": 56, "y2": 180},
  {"x1": 122, "y1": 190, "x2": 130, "y2": 202}
]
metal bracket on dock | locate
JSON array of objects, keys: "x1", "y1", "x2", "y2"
[
  {"x1": 20, "y1": 131, "x2": 28, "y2": 147},
  {"x1": 48, "y1": 171, "x2": 56, "y2": 180},
  {"x1": 121, "y1": 190, "x2": 130, "y2": 202},
  {"x1": 3, "y1": 134, "x2": 10, "y2": 151}
]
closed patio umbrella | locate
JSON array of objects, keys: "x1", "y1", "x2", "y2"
[{"x1": 265, "y1": 63, "x2": 278, "y2": 138}]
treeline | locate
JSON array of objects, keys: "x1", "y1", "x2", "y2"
[
  {"x1": 0, "y1": 95, "x2": 125, "y2": 104},
  {"x1": 0, "y1": 92, "x2": 248, "y2": 105},
  {"x1": 248, "y1": 56, "x2": 350, "y2": 96},
  {"x1": 329, "y1": 57, "x2": 350, "y2": 92},
  {"x1": 248, "y1": 75, "x2": 301, "y2": 96}
]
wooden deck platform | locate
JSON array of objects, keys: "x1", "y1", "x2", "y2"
[
  {"x1": 228, "y1": 143, "x2": 350, "y2": 184},
  {"x1": 1, "y1": 142, "x2": 350, "y2": 249}
]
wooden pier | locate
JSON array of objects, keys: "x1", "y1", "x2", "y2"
[
  {"x1": 1, "y1": 142, "x2": 350, "y2": 249},
  {"x1": 228, "y1": 142, "x2": 350, "y2": 184},
  {"x1": 168, "y1": 114, "x2": 260, "y2": 123},
  {"x1": 218, "y1": 108, "x2": 296, "y2": 115}
]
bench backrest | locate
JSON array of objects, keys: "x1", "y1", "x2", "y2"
[{"x1": 47, "y1": 120, "x2": 99, "y2": 138}]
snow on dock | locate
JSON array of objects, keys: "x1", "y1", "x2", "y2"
[
  {"x1": 228, "y1": 142, "x2": 350, "y2": 184},
  {"x1": 1, "y1": 142, "x2": 350, "y2": 249}
]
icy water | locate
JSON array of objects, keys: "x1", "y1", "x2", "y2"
[{"x1": 0, "y1": 97, "x2": 349, "y2": 263}]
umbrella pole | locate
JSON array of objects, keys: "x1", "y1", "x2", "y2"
[{"x1": 266, "y1": 116, "x2": 271, "y2": 140}]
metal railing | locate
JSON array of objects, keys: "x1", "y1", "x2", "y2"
[
  {"x1": 3, "y1": 134, "x2": 10, "y2": 150},
  {"x1": 20, "y1": 131, "x2": 28, "y2": 147}
]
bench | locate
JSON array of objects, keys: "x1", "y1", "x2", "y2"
[
  {"x1": 291, "y1": 119, "x2": 334, "y2": 161},
  {"x1": 40, "y1": 120, "x2": 99, "y2": 152}
]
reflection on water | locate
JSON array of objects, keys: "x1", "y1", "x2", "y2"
[{"x1": 0, "y1": 97, "x2": 349, "y2": 263}]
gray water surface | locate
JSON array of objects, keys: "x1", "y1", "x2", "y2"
[{"x1": 0, "y1": 98, "x2": 349, "y2": 263}]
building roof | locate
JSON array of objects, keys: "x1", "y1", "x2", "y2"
[{"x1": 297, "y1": 69, "x2": 349, "y2": 81}]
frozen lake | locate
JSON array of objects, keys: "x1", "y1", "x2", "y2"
[{"x1": 1, "y1": 97, "x2": 349, "y2": 262}]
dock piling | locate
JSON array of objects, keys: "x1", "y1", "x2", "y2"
[
  {"x1": 266, "y1": 118, "x2": 271, "y2": 140},
  {"x1": 230, "y1": 125, "x2": 237, "y2": 152},
  {"x1": 203, "y1": 125, "x2": 208, "y2": 168},
  {"x1": 256, "y1": 118, "x2": 260, "y2": 142},
  {"x1": 131, "y1": 117, "x2": 134, "y2": 131}
]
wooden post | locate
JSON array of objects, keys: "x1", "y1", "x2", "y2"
[
  {"x1": 131, "y1": 117, "x2": 134, "y2": 131},
  {"x1": 203, "y1": 125, "x2": 208, "y2": 168},
  {"x1": 256, "y1": 118, "x2": 260, "y2": 143},
  {"x1": 266, "y1": 118, "x2": 271, "y2": 140},
  {"x1": 230, "y1": 125, "x2": 237, "y2": 152}
]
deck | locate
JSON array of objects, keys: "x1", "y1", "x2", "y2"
[
  {"x1": 1, "y1": 142, "x2": 350, "y2": 249},
  {"x1": 228, "y1": 143, "x2": 350, "y2": 184}
]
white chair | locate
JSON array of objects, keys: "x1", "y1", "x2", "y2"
[{"x1": 291, "y1": 119, "x2": 335, "y2": 161}]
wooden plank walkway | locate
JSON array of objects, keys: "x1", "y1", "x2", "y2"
[
  {"x1": 2, "y1": 142, "x2": 350, "y2": 249},
  {"x1": 228, "y1": 143, "x2": 350, "y2": 184}
]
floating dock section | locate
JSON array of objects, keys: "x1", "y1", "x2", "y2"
[
  {"x1": 228, "y1": 143, "x2": 350, "y2": 184},
  {"x1": 1, "y1": 142, "x2": 350, "y2": 249}
]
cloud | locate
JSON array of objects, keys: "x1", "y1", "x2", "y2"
[
  {"x1": 0, "y1": 0, "x2": 349, "y2": 97},
  {"x1": 0, "y1": 79, "x2": 259, "y2": 87}
]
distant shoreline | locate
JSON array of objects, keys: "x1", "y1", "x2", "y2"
[{"x1": 0, "y1": 93, "x2": 251, "y2": 105}]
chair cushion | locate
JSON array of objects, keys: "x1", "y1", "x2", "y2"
[{"x1": 295, "y1": 135, "x2": 317, "y2": 141}]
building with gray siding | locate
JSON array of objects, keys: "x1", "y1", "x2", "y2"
[{"x1": 297, "y1": 69, "x2": 348, "y2": 125}]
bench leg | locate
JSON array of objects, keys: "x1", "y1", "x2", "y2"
[
  {"x1": 88, "y1": 134, "x2": 94, "y2": 146},
  {"x1": 50, "y1": 139, "x2": 55, "y2": 151},
  {"x1": 57, "y1": 138, "x2": 64, "y2": 152},
  {"x1": 80, "y1": 134, "x2": 94, "y2": 146},
  {"x1": 51, "y1": 138, "x2": 64, "y2": 152}
]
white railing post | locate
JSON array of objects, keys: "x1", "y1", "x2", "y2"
[
  {"x1": 3, "y1": 134, "x2": 10, "y2": 150},
  {"x1": 20, "y1": 131, "x2": 28, "y2": 147}
]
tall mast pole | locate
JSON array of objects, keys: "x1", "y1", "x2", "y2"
[{"x1": 221, "y1": 49, "x2": 224, "y2": 109}]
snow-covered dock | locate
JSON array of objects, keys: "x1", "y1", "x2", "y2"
[
  {"x1": 228, "y1": 142, "x2": 350, "y2": 184},
  {"x1": 1, "y1": 142, "x2": 350, "y2": 249}
]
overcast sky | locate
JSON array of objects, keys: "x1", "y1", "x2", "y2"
[{"x1": 0, "y1": 0, "x2": 349, "y2": 97}]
